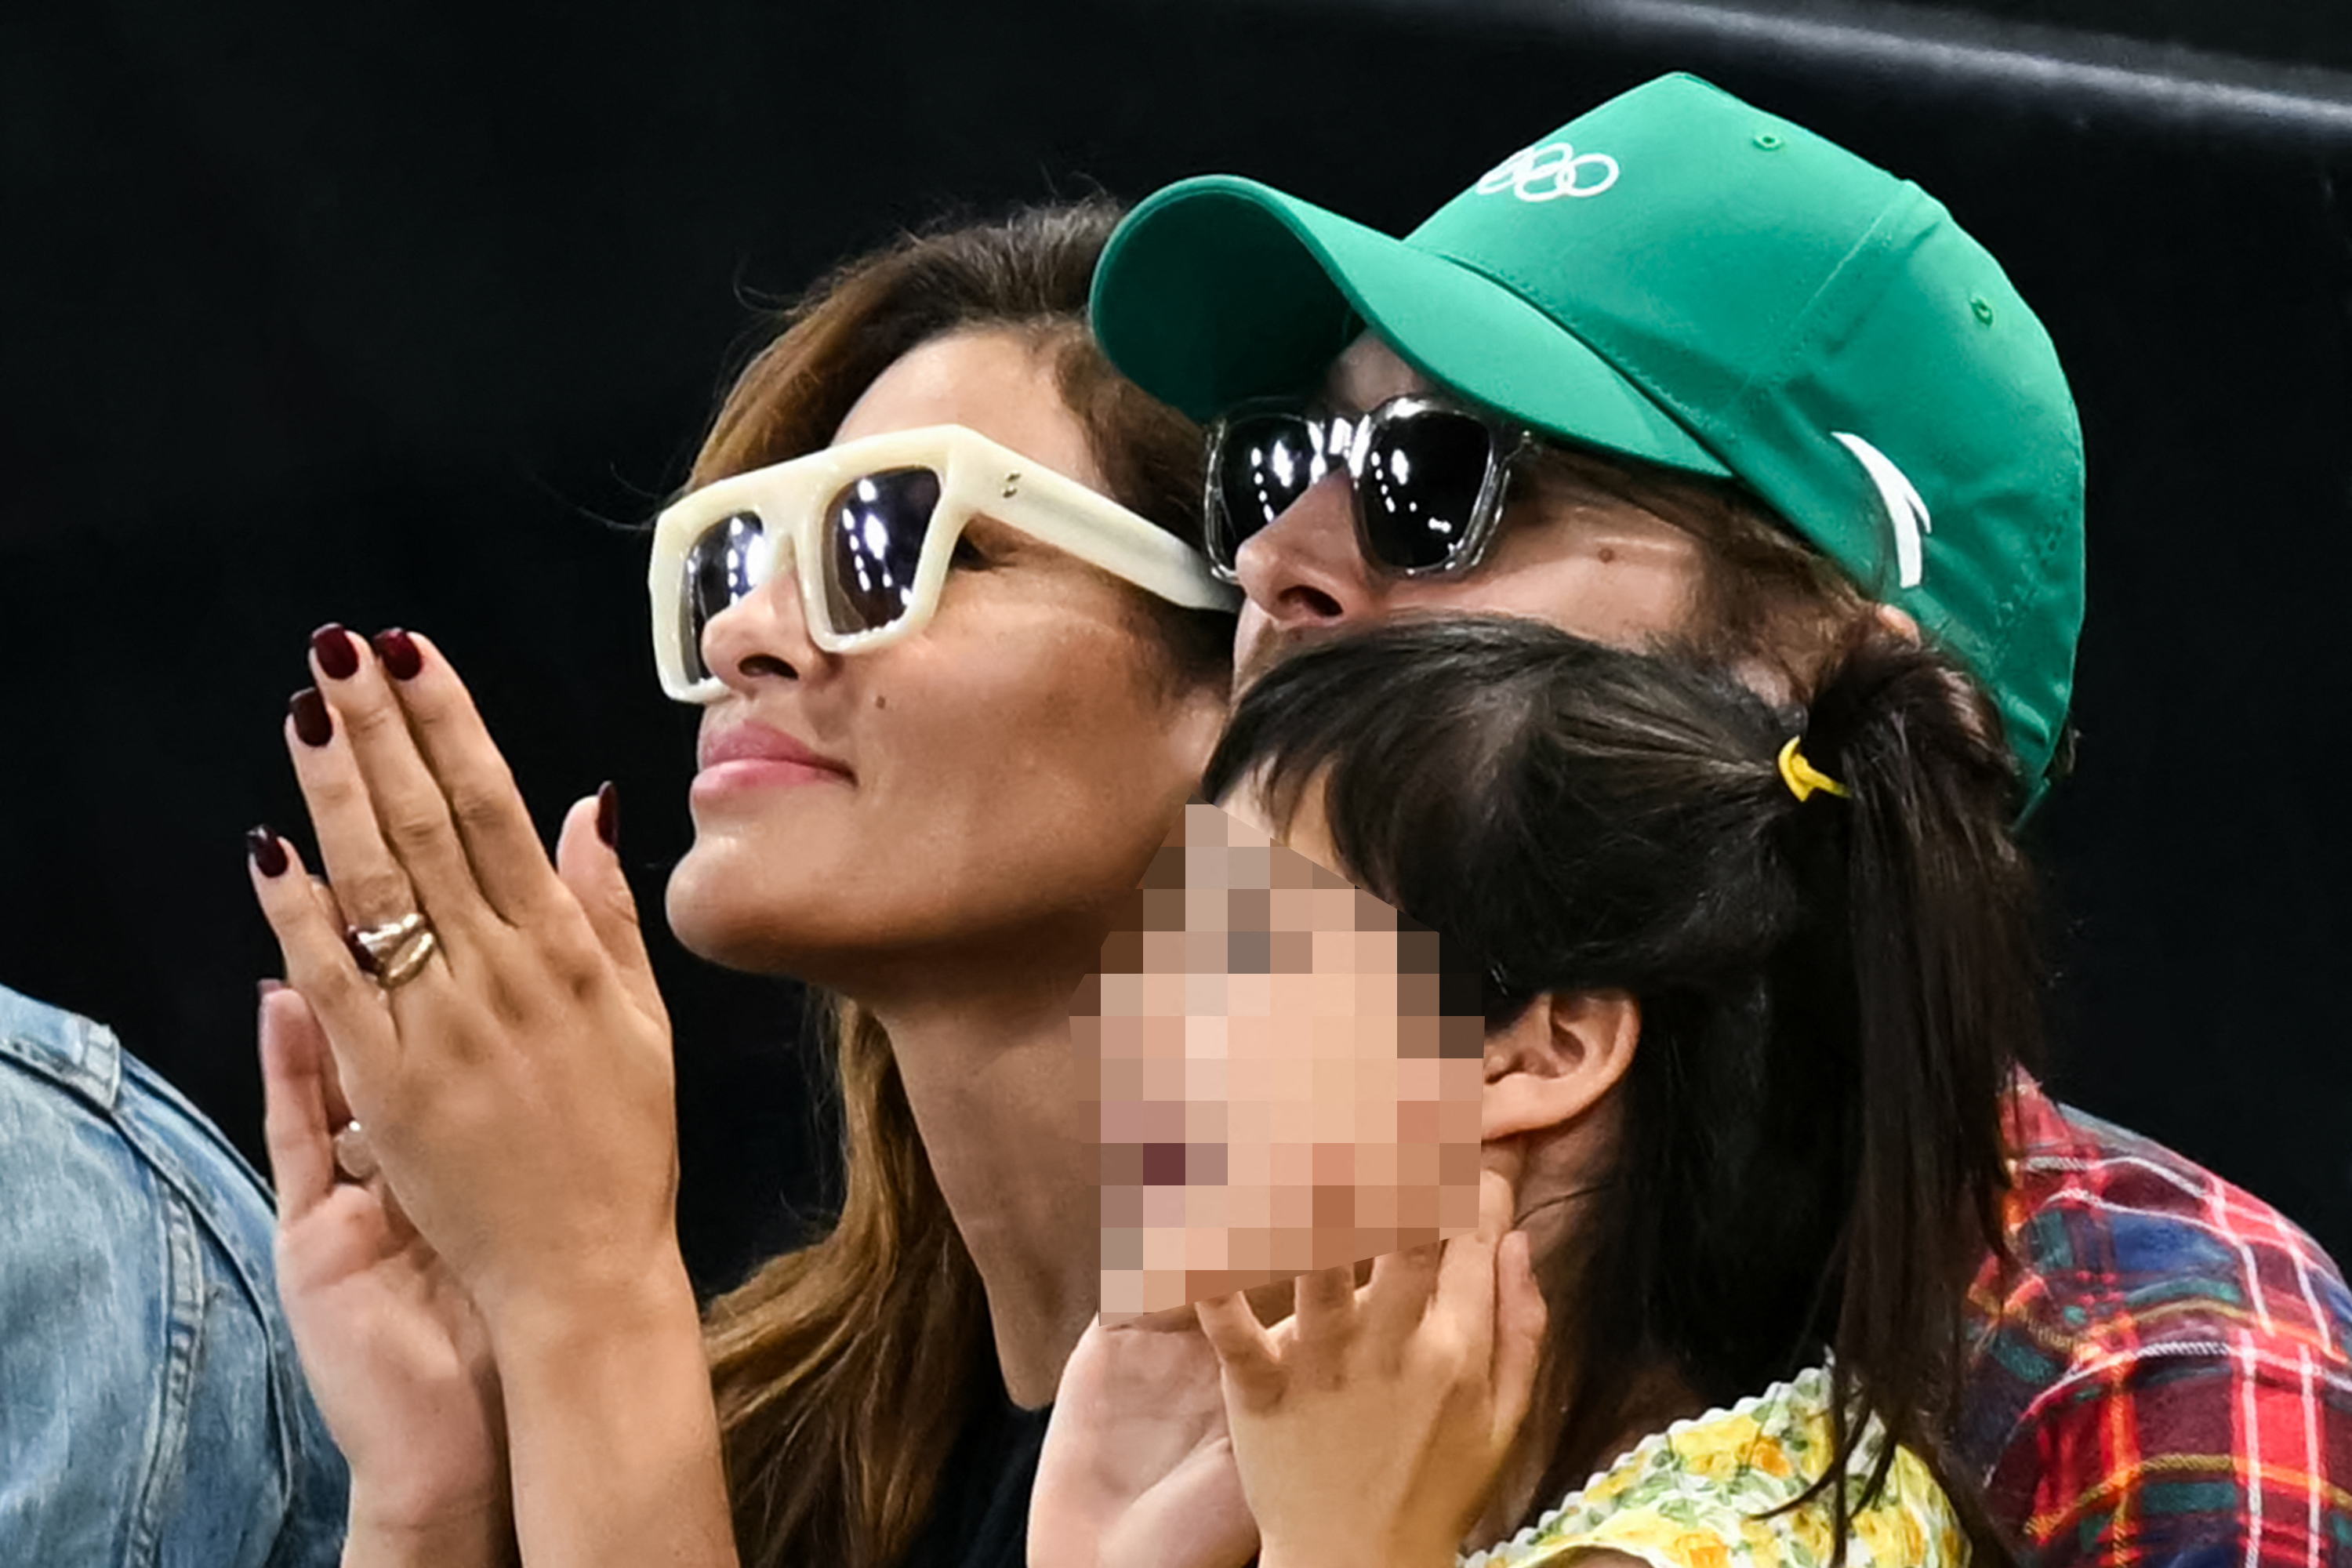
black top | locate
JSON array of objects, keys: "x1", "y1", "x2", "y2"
[{"x1": 898, "y1": 1364, "x2": 1054, "y2": 1568}]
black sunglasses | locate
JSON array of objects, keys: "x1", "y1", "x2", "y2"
[{"x1": 1203, "y1": 394, "x2": 1534, "y2": 582}]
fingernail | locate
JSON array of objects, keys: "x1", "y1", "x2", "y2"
[
  {"x1": 596, "y1": 781, "x2": 620, "y2": 850},
  {"x1": 257, "y1": 978, "x2": 286, "y2": 999},
  {"x1": 343, "y1": 928, "x2": 379, "y2": 976},
  {"x1": 247, "y1": 826, "x2": 289, "y2": 878},
  {"x1": 310, "y1": 623, "x2": 361, "y2": 681},
  {"x1": 290, "y1": 688, "x2": 332, "y2": 747},
  {"x1": 372, "y1": 627, "x2": 423, "y2": 681}
]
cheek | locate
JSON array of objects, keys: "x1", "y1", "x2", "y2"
[
  {"x1": 858, "y1": 618, "x2": 1207, "y2": 913},
  {"x1": 1444, "y1": 528, "x2": 1704, "y2": 648}
]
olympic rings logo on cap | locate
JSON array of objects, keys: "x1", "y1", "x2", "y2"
[{"x1": 1475, "y1": 141, "x2": 1621, "y2": 202}]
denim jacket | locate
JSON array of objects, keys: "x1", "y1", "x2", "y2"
[{"x1": 0, "y1": 982, "x2": 347, "y2": 1566}]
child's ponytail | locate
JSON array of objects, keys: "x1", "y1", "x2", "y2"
[{"x1": 1779, "y1": 622, "x2": 2044, "y2": 1560}]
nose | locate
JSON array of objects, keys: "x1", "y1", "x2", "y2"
[
  {"x1": 697, "y1": 554, "x2": 826, "y2": 698},
  {"x1": 1231, "y1": 470, "x2": 1383, "y2": 635}
]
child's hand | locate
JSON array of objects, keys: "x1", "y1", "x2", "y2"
[{"x1": 1194, "y1": 1169, "x2": 1545, "y2": 1568}]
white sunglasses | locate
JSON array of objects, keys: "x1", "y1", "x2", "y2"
[{"x1": 648, "y1": 424, "x2": 1239, "y2": 704}]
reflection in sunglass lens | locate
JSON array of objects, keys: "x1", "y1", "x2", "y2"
[
  {"x1": 1360, "y1": 412, "x2": 1494, "y2": 572},
  {"x1": 822, "y1": 466, "x2": 944, "y2": 637},
  {"x1": 682, "y1": 511, "x2": 767, "y2": 684},
  {"x1": 1213, "y1": 414, "x2": 1324, "y2": 563}
]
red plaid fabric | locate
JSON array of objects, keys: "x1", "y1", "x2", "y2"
[{"x1": 1958, "y1": 1077, "x2": 2352, "y2": 1566}]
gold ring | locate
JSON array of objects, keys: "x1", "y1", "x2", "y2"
[
  {"x1": 376, "y1": 927, "x2": 438, "y2": 989},
  {"x1": 352, "y1": 911, "x2": 428, "y2": 965},
  {"x1": 350, "y1": 913, "x2": 437, "y2": 989}
]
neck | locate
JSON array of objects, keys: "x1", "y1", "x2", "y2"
[
  {"x1": 1464, "y1": 1150, "x2": 1700, "y2": 1551},
  {"x1": 860, "y1": 935, "x2": 1102, "y2": 1410}
]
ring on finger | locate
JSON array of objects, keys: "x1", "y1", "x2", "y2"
[
  {"x1": 349, "y1": 911, "x2": 439, "y2": 990},
  {"x1": 332, "y1": 1120, "x2": 379, "y2": 1183}
]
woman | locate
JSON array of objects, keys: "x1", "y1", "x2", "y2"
[
  {"x1": 1040, "y1": 613, "x2": 2038, "y2": 1567},
  {"x1": 245, "y1": 201, "x2": 1240, "y2": 1568}
]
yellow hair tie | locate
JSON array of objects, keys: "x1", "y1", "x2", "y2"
[{"x1": 1777, "y1": 735, "x2": 1849, "y2": 803}]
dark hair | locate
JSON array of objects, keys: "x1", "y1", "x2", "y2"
[
  {"x1": 1201, "y1": 614, "x2": 2042, "y2": 1563},
  {"x1": 699, "y1": 200, "x2": 1231, "y2": 1568}
]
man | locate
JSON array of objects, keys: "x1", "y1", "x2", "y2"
[
  {"x1": 1087, "y1": 71, "x2": 2352, "y2": 1566},
  {"x1": 0, "y1": 980, "x2": 347, "y2": 1565}
]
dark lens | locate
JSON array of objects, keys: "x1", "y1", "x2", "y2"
[
  {"x1": 1359, "y1": 411, "x2": 1495, "y2": 572},
  {"x1": 1212, "y1": 413, "x2": 1323, "y2": 561},
  {"x1": 821, "y1": 466, "x2": 942, "y2": 637},
  {"x1": 681, "y1": 511, "x2": 766, "y2": 684}
]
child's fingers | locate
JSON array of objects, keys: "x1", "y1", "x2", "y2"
[
  {"x1": 1489, "y1": 1228, "x2": 1548, "y2": 1444},
  {"x1": 1360, "y1": 1240, "x2": 1443, "y2": 1349},
  {"x1": 1434, "y1": 1178, "x2": 1509, "y2": 1361},
  {"x1": 1291, "y1": 1259, "x2": 1360, "y2": 1345},
  {"x1": 1195, "y1": 1290, "x2": 1286, "y2": 1410}
]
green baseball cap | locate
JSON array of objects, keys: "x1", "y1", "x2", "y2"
[{"x1": 1092, "y1": 71, "x2": 2085, "y2": 801}]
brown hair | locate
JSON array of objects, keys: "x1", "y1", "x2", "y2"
[{"x1": 693, "y1": 200, "x2": 1232, "y2": 1568}]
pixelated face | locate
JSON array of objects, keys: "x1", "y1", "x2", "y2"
[{"x1": 1075, "y1": 798, "x2": 1485, "y2": 1323}]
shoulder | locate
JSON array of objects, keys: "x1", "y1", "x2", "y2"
[
  {"x1": 1971, "y1": 1074, "x2": 2351, "y2": 1377},
  {"x1": 0, "y1": 981, "x2": 277, "y2": 1281},
  {"x1": 1959, "y1": 1076, "x2": 2352, "y2": 1563},
  {"x1": 0, "y1": 982, "x2": 348, "y2": 1568},
  {"x1": 1463, "y1": 1369, "x2": 1969, "y2": 1568}
]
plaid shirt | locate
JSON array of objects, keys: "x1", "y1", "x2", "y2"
[{"x1": 1958, "y1": 1077, "x2": 2352, "y2": 1566}]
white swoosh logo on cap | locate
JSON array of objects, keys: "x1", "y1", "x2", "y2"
[{"x1": 1832, "y1": 432, "x2": 1932, "y2": 589}]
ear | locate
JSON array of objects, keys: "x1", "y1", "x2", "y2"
[
  {"x1": 1482, "y1": 989, "x2": 1640, "y2": 1142},
  {"x1": 1874, "y1": 602, "x2": 1923, "y2": 644}
]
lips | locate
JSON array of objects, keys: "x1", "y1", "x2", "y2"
[{"x1": 697, "y1": 721, "x2": 854, "y2": 782}]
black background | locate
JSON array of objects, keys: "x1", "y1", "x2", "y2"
[{"x1": 2, "y1": 0, "x2": 2348, "y2": 1295}]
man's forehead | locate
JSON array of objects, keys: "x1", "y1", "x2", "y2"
[{"x1": 1322, "y1": 332, "x2": 1436, "y2": 413}]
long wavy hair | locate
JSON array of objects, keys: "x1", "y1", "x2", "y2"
[{"x1": 689, "y1": 201, "x2": 1230, "y2": 1568}]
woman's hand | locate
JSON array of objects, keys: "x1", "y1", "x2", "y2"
[
  {"x1": 260, "y1": 983, "x2": 514, "y2": 1566},
  {"x1": 1193, "y1": 1170, "x2": 1547, "y2": 1568},
  {"x1": 1031, "y1": 1307, "x2": 1259, "y2": 1568},
  {"x1": 247, "y1": 626, "x2": 735, "y2": 1567},
  {"x1": 248, "y1": 626, "x2": 676, "y2": 1327}
]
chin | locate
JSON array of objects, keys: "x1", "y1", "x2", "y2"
[
  {"x1": 666, "y1": 844, "x2": 886, "y2": 989},
  {"x1": 666, "y1": 849, "x2": 795, "y2": 974}
]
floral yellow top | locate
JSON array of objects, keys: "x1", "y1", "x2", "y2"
[{"x1": 1457, "y1": 1367, "x2": 1968, "y2": 1568}]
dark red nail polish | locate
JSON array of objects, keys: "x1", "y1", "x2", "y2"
[
  {"x1": 247, "y1": 826, "x2": 289, "y2": 877},
  {"x1": 343, "y1": 927, "x2": 379, "y2": 976},
  {"x1": 372, "y1": 627, "x2": 423, "y2": 681},
  {"x1": 596, "y1": 781, "x2": 620, "y2": 850},
  {"x1": 310, "y1": 623, "x2": 360, "y2": 681},
  {"x1": 290, "y1": 688, "x2": 332, "y2": 746}
]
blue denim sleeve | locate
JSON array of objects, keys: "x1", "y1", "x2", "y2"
[{"x1": 0, "y1": 983, "x2": 350, "y2": 1568}]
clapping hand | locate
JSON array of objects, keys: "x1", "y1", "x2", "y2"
[{"x1": 260, "y1": 982, "x2": 513, "y2": 1564}]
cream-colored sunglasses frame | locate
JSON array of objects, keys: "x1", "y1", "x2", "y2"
[{"x1": 648, "y1": 424, "x2": 1239, "y2": 704}]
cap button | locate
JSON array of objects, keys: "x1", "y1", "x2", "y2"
[
  {"x1": 1971, "y1": 296, "x2": 1996, "y2": 325},
  {"x1": 1753, "y1": 131, "x2": 1784, "y2": 151}
]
